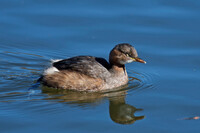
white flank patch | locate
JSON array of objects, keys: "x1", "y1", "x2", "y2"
[
  {"x1": 50, "y1": 59, "x2": 62, "y2": 63},
  {"x1": 43, "y1": 59, "x2": 62, "y2": 75},
  {"x1": 44, "y1": 66, "x2": 59, "y2": 75}
]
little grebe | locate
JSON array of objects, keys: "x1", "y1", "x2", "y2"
[{"x1": 40, "y1": 43, "x2": 146, "y2": 91}]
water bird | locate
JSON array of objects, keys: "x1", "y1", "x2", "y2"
[{"x1": 39, "y1": 43, "x2": 146, "y2": 91}]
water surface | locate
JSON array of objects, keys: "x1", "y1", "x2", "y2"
[{"x1": 0, "y1": 0, "x2": 200, "y2": 133}]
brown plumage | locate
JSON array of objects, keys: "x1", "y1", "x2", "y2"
[{"x1": 40, "y1": 43, "x2": 146, "y2": 91}]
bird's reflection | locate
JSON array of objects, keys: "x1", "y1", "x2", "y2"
[
  {"x1": 42, "y1": 85, "x2": 145, "y2": 125},
  {"x1": 109, "y1": 96, "x2": 144, "y2": 124}
]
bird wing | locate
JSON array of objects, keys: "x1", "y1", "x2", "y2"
[{"x1": 53, "y1": 56, "x2": 111, "y2": 79}]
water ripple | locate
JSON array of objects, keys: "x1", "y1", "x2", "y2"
[{"x1": 127, "y1": 69, "x2": 159, "y2": 95}]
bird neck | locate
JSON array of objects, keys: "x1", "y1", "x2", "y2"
[{"x1": 109, "y1": 64, "x2": 126, "y2": 75}]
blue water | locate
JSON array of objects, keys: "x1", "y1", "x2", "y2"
[{"x1": 0, "y1": 0, "x2": 200, "y2": 133}]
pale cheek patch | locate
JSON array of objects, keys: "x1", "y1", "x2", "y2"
[
  {"x1": 126, "y1": 59, "x2": 133, "y2": 63},
  {"x1": 119, "y1": 60, "x2": 126, "y2": 65},
  {"x1": 119, "y1": 59, "x2": 133, "y2": 65},
  {"x1": 44, "y1": 66, "x2": 59, "y2": 75}
]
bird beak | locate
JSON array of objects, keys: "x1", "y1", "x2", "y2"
[{"x1": 134, "y1": 57, "x2": 146, "y2": 64}]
